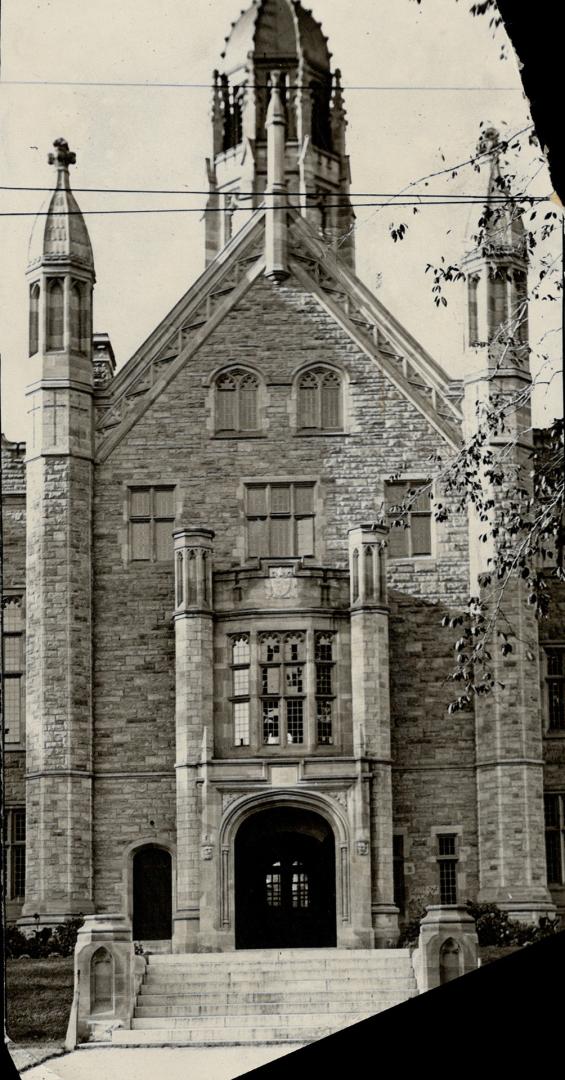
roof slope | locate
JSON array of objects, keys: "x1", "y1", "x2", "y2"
[{"x1": 94, "y1": 208, "x2": 463, "y2": 462}]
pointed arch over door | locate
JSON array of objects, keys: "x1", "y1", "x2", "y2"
[{"x1": 234, "y1": 805, "x2": 337, "y2": 949}]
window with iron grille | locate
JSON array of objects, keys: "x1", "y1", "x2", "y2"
[
  {"x1": 297, "y1": 367, "x2": 343, "y2": 432},
  {"x1": 215, "y1": 369, "x2": 260, "y2": 434},
  {"x1": 437, "y1": 833, "x2": 458, "y2": 905},
  {"x1": 128, "y1": 486, "x2": 175, "y2": 562},
  {"x1": 385, "y1": 480, "x2": 432, "y2": 559},
  {"x1": 4, "y1": 808, "x2": 26, "y2": 899},
  {"x1": 3, "y1": 596, "x2": 25, "y2": 746},
  {"x1": 544, "y1": 794, "x2": 565, "y2": 885},
  {"x1": 245, "y1": 482, "x2": 316, "y2": 560},
  {"x1": 393, "y1": 834, "x2": 406, "y2": 915},
  {"x1": 545, "y1": 649, "x2": 565, "y2": 732}
]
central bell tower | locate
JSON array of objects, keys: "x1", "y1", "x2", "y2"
[{"x1": 205, "y1": 0, "x2": 355, "y2": 268}]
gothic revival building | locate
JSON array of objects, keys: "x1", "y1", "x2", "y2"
[{"x1": 3, "y1": 0, "x2": 565, "y2": 956}]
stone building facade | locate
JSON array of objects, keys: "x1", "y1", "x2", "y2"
[{"x1": 3, "y1": 0, "x2": 564, "y2": 950}]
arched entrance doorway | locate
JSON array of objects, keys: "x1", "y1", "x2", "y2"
[
  {"x1": 132, "y1": 845, "x2": 172, "y2": 940},
  {"x1": 235, "y1": 806, "x2": 336, "y2": 949}
]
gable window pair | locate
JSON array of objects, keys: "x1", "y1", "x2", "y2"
[{"x1": 214, "y1": 365, "x2": 344, "y2": 435}]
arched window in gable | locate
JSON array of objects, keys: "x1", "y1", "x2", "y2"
[
  {"x1": 29, "y1": 283, "x2": 40, "y2": 356},
  {"x1": 297, "y1": 367, "x2": 343, "y2": 432},
  {"x1": 46, "y1": 279, "x2": 64, "y2": 351},
  {"x1": 215, "y1": 369, "x2": 259, "y2": 434}
]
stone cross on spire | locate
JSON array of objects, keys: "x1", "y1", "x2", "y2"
[{"x1": 48, "y1": 138, "x2": 76, "y2": 170}]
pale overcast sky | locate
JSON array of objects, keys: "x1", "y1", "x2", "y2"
[{"x1": 0, "y1": 0, "x2": 561, "y2": 439}]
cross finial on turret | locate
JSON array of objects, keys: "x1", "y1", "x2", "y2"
[{"x1": 48, "y1": 138, "x2": 76, "y2": 170}]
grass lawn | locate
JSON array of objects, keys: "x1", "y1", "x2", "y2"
[
  {"x1": 478, "y1": 945, "x2": 523, "y2": 966},
  {"x1": 6, "y1": 957, "x2": 74, "y2": 1043}
]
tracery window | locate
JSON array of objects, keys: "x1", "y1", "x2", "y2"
[
  {"x1": 228, "y1": 629, "x2": 338, "y2": 750},
  {"x1": 297, "y1": 367, "x2": 343, "y2": 432},
  {"x1": 216, "y1": 369, "x2": 259, "y2": 434},
  {"x1": 231, "y1": 634, "x2": 251, "y2": 746},
  {"x1": 315, "y1": 632, "x2": 335, "y2": 745},
  {"x1": 260, "y1": 632, "x2": 306, "y2": 745}
]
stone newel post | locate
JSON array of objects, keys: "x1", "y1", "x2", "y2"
[{"x1": 172, "y1": 528, "x2": 215, "y2": 952}]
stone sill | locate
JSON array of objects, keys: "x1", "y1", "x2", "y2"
[{"x1": 212, "y1": 433, "x2": 266, "y2": 440}]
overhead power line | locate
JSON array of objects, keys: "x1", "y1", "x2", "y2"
[
  {"x1": 1, "y1": 80, "x2": 521, "y2": 91},
  {"x1": 0, "y1": 185, "x2": 546, "y2": 200},
  {"x1": 0, "y1": 197, "x2": 552, "y2": 218}
]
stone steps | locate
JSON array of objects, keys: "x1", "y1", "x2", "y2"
[
  {"x1": 113, "y1": 948, "x2": 418, "y2": 1046},
  {"x1": 138, "y1": 985, "x2": 413, "y2": 1003},
  {"x1": 145, "y1": 948, "x2": 407, "y2": 965},
  {"x1": 135, "y1": 995, "x2": 417, "y2": 1017}
]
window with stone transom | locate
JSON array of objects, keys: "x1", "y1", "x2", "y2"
[
  {"x1": 297, "y1": 367, "x2": 343, "y2": 433},
  {"x1": 244, "y1": 482, "x2": 316, "y2": 560},
  {"x1": 544, "y1": 647, "x2": 565, "y2": 733},
  {"x1": 128, "y1": 485, "x2": 176, "y2": 563},
  {"x1": 545, "y1": 793, "x2": 565, "y2": 885},
  {"x1": 4, "y1": 808, "x2": 25, "y2": 899},
  {"x1": 2, "y1": 596, "x2": 25, "y2": 746},
  {"x1": 385, "y1": 479, "x2": 433, "y2": 559},
  {"x1": 227, "y1": 629, "x2": 337, "y2": 751},
  {"x1": 215, "y1": 368, "x2": 260, "y2": 435}
]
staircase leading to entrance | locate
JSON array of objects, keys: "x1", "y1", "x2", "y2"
[{"x1": 112, "y1": 949, "x2": 418, "y2": 1045}]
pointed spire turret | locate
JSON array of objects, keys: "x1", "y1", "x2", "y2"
[
  {"x1": 204, "y1": 0, "x2": 355, "y2": 269},
  {"x1": 28, "y1": 138, "x2": 94, "y2": 274},
  {"x1": 26, "y1": 138, "x2": 95, "y2": 370},
  {"x1": 463, "y1": 124, "x2": 528, "y2": 366}
]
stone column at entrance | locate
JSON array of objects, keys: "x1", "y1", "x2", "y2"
[
  {"x1": 172, "y1": 528, "x2": 214, "y2": 952},
  {"x1": 349, "y1": 524, "x2": 398, "y2": 946}
]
